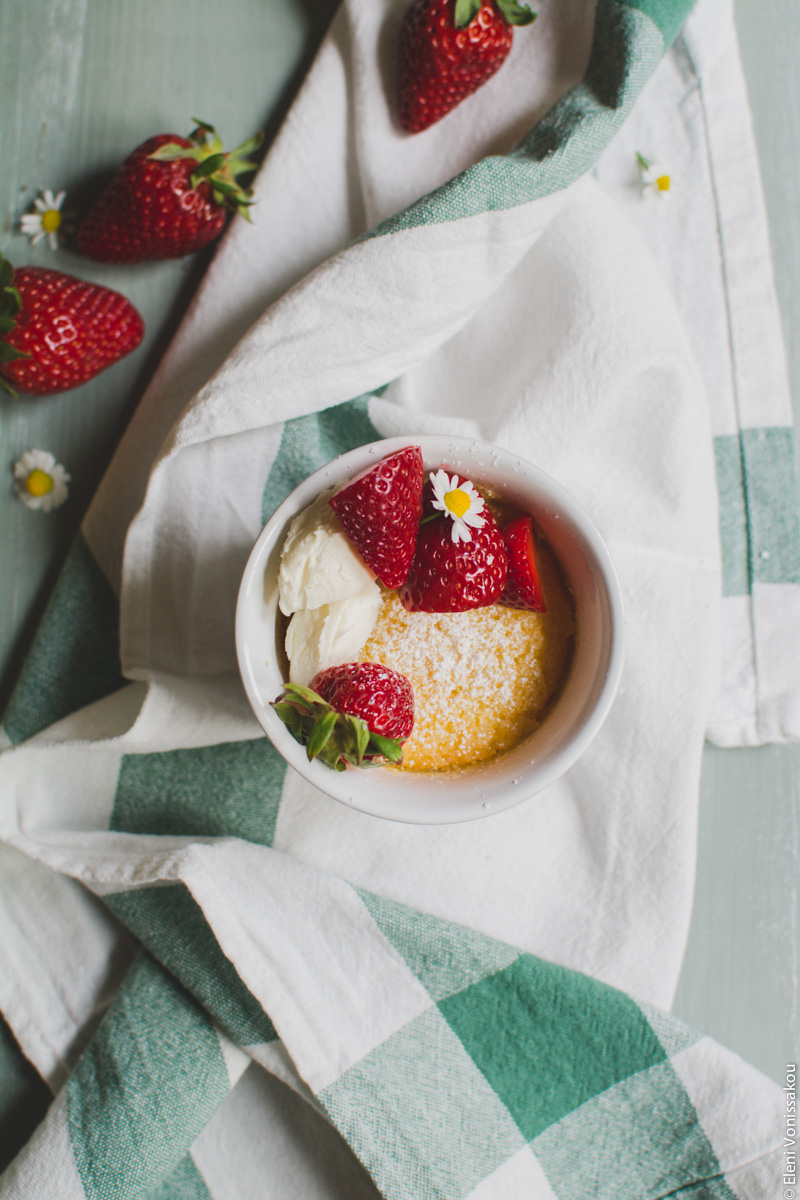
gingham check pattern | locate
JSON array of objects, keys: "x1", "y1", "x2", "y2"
[{"x1": 4, "y1": 860, "x2": 785, "y2": 1198}]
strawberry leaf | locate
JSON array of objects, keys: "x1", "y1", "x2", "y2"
[
  {"x1": 230, "y1": 131, "x2": 264, "y2": 160},
  {"x1": 306, "y1": 709, "x2": 338, "y2": 761},
  {"x1": 495, "y1": 0, "x2": 537, "y2": 24},
  {"x1": 189, "y1": 120, "x2": 224, "y2": 154},
  {"x1": 454, "y1": 0, "x2": 482, "y2": 27},
  {"x1": 191, "y1": 153, "x2": 227, "y2": 180},
  {"x1": 272, "y1": 677, "x2": 408, "y2": 772},
  {"x1": 0, "y1": 342, "x2": 30, "y2": 363},
  {"x1": 148, "y1": 142, "x2": 204, "y2": 163},
  {"x1": 348, "y1": 714, "x2": 371, "y2": 765},
  {"x1": 206, "y1": 178, "x2": 239, "y2": 196},
  {"x1": 271, "y1": 702, "x2": 305, "y2": 736},
  {"x1": 0, "y1": 287, "x2": 21, "y2": 326},
  {"x1": 338, "y1": 723, "x2": 363, "y2": 767},
  {"x1": 0, "y1": 256, "x2": 14, "y2": 291},
  {"x1": 369, "y1": 733, "x2": 404, "y2": 764},
  {"x1": 1, "y1": 286, "x2": 22, "y2": 317},
  {"x1": 230, "y1": 199, "x2": 255, "y2": 223},
  {"x1": 282, "y1": 682, "x2": 326, "y2": 707}
]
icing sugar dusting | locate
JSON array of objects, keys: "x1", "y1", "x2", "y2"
[{"x1": 360, "y1": 545, "x2": 574, "y2": 772}]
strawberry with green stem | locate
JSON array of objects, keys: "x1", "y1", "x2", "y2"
[
  {"x1": 273, "y1": 662, "x2": 414, "y2": 771},
  {"x1": 398, "y1": 0, "x2": 536, "y2": 134},
  {"x1": 0, "y1": 251, "x2": 144, "y2": 397},
  {"x1": 77, "y1": 120, "x2": 263, "y2": 263}
]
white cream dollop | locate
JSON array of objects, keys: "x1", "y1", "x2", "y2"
[
  {"x1": 278, "y1": 489, "x2": 375, "y2": 615},
  {"x1": 285, "y1": 586, "x2": 383, "y2": 687},
  {"x1": 278, "y1": 489, "x2": 382, "y2": 685}
]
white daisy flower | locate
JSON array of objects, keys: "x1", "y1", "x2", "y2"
[
  {"x1": 429, "y1": 469, "x2": 486, "y2": 544},
  {"x1": 13, "y1": 448, "x2": 70, "y2": 512},
  {"x1": 20, "y1": 189, "x2": 75, "y2": 250},
  {"x1": 636, "y1": 153, "x2": 672, "y2": 199}
]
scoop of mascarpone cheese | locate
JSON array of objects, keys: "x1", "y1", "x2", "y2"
[{"x1": 278, "y1": 489, "x2": 381, "y2": 686}]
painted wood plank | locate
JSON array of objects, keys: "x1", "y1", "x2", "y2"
[
  {"x1": 0, "y1": 0, "x2": 337, "y2": 713},
  {"x1": 673, "y1": 743, "x2": 800, "y2": 1082}
]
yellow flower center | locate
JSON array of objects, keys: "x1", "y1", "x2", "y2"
[
  {"x1": 444, "y1": 488, "x2": 471, "y2": 518},
  {"x1": 655, "y1": 174, "x2": 670, "y2": 192},
  {"x1": 41, "y1": 209, "x2": 62, "y2": 233},
  {"x1": 25, "y1": 468, "x2": 54, "y2": 497}
]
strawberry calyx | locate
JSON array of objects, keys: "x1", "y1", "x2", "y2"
[
  {"x1": 0, "y1": 253, "x2": 31, "y2": 398},
  {"x1": 148, "y1": 119, "x2": 263, "y2": 220},
  {"x1": 454, "y1": 0, "x2": 536, "y2": 28},
  {"x1": 272, "y1": 682, "x2": 405, "y2": 772},
  {"x1": 0, "y1": 255, "x2": 28, "y2": 359}
]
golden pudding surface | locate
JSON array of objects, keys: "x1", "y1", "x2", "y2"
[{"x1": 360, "y1": 542, "x2": 575, "y2": 771}]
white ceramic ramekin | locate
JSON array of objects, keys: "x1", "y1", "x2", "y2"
[{"x1": 236, "y1": 434, "x2": 624, "y2": 824}]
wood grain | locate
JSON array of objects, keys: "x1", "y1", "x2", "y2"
[{"x1": 0, "y1": 0, "x2": 337, "y2": 712}]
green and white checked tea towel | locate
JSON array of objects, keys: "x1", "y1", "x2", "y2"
[
  {"x1": 0, "y1": 839, "x2": 786, "y2": 1198},
  {"x1": 0, "y1": 0, "x2": 794, "y2": 1196}
]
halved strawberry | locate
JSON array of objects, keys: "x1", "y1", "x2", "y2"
[
  {"x1": 398, "y1": 474, "x2": 507, "y2": 612},
  {"x1": 329, "y1": 446, "x2": 423, "y2": 588},
  {"x1": 499, "y1": 515, "x2": 546, "y2": 611},
  {"x1": 272, "y1": 662, "x2": 414, "y2": 771}
]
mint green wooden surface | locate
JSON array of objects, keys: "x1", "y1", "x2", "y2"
[
  {"x1": 0, "y1": 0, "x2": 336, "y2": 713},
  {"x1": 0, "y1": 0, "x2": 797, "y2": 1163}
]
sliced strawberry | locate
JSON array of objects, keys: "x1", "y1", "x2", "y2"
[
  {"x1": 398, "y1": 476, "x2": 507, "y2": 612},
  {"x1": 499, "y1": 515, "x2": 546, "y2": 612},
  {"x1": 272, "y1": 662, "x2": 414, "y2": 771},
  {"x1": 329, "y1": 446, "x2": 423, "y2": 588}
]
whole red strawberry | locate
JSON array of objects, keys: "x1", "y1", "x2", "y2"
[
  {"x1": 313, "y1": 662, "x2": 414, "y2": 740},
  {"x1": 499, "y1": 514, "x2": 547, "y2": 611},
  {"x1": 329, "y1": 445, "x2": 424, "y2": 588},
  {"x1": 0, "y1": 253, "x2": 144, "y2": 397},
  {"x1": 272, "y1": 663, "x2": 414, "y2": 771},
  {"x1": 77, "y1": 121, "x2": 262, "y2": 263},
  {"x1": 397, "y1": 0, "x2": 536, "y2": 133},
  {"x1": 398, "y1": 472, "x2": 508, "y2": 611}
]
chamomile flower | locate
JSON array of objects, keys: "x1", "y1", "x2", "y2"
[
  {"x1": 20, "y1": 189, "x2": 75, "y2": 250},
  {"x1": 636, "y1": 153, "x2": 672, "y2": 199},
  {"x1": 13, "y1": 449, "x2": 70, "y2": 512},
  {"x1": 429, "y1": 469, "x2": 486, "y2": 544}
]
